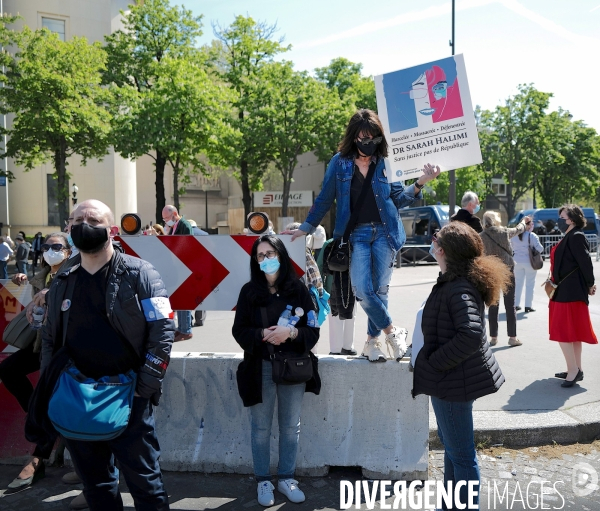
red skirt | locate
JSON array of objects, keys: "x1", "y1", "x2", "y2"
[{"x1": 549, "y1": 301, "x2": 598, "y2": 344}]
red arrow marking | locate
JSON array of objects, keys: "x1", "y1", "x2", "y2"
[{"x1": 158, "y1": 236, "x2": 230, "y2": 310}]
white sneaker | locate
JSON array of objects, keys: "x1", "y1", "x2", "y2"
[
  {"x1": 385, "y1": 327, "x2": 408, "y2": 361},
  {"x1": 362, "y1": 338, "x2": 386, "y2": 363},
  {"x1": 257, "y1": 481, "x2": 275, "y2": 507},
  {"x1": 278, "y1": 478, "x2": 306, "y2": 503}
]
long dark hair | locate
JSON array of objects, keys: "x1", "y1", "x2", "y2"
[
  {"x1": 338, "y1": 109, "x2": 389, "y2": 159},
  {"x1": 248, "y1": 235, "x2": 300, "y2": 305},
  {"x1": 435, "y1": 222, "x2": 511, "y2": 306}
]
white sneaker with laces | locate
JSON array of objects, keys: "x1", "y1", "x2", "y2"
[
  {"x1": 362, "y1": 338, "x2": 387, "y2": 363},
  {"x1": 385, "y1": 327, "x2": 408, "y2": 361},
  {"x1": 257, "y1": 481, "x2": 275, "y2": 507},
  {"x1": 278, "y1": 478, "x2": 306, "y2": 503}
]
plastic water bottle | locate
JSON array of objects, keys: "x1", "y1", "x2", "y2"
[
  {"x1": 31, "y1": 305, "x2": 45, "y2": 330},
  {"x1": 277, "y1": 305, "x2": 293, "y2": 326}
]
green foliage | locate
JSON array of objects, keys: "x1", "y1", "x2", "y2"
[
  {"x1": 0, "y1": 28, "x2": 111, "y2": 226},
  {"x1": 105, "y1": 0, "x2": 210, "y2": 221},
  {"x1": 477, "y1": 84, "x2": 552, "y2": 218},
  {"x1": 249, "y1": 62, "x2": 349, "y2": 215},
  {"x1": 214, "y1": 15, "x2": 290, "y2": 219},
  {"x1": 428, "y1": 166, "x2": 487, "y2": 206}
]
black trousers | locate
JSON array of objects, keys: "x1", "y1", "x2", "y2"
[
  {"x1": 64, "y1": 397, "x2": 169, "y2": 511},
  {"x1": 488, "y1": 268, "x2": 517, "y2": 337}
]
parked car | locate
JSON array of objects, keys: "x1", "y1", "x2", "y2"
[{"x1": 398, "y1": 205, "x2": 450, "y2": 263}]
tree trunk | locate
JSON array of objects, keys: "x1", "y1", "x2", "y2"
[
  {"x1": 54, "y1": 138, "x2": 69, "y2": 228},
  {"x1": 155, "y1": 149, "x2": 167, "y2": 224},
  {"x1": 281, "y1": 171, "x2": 291, "y2": 217},
  {"x1": 173, "y1": 166, "x2": 180, "y2": 212},
  {"x1": 240, "y1": 159, "x2": 252, "y2": 226}
]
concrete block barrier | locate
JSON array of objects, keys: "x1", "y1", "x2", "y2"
[{"x1": 155, "y1": 353, "x2": 429, "y2": 480}]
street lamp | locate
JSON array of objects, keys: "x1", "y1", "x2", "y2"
[
  {"x1": 72, "y1": 183, "x2": 78, "y2": 206},
  {"x1": 201, "y1": 183, "x2": 209, "y2": 231}
]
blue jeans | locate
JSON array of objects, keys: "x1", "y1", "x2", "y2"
[
  {"x1": 350, "y1": 223, "x2": 397, "y2": 338},
  {"x1": 431, "y1": 397, "x2": 480, "y2": 510},
  {"x1": 250, "y1": 361, "x2": 306, "y2": 482},
  {"x1": 16, "y1": 261, "x2": 28, "y2": 274},
  {"x1": 176, "y1": 310, "x2": 192, "y2": 334},
  {"x1": 0, "y1": 260, "x2": 7, "y2": 279},
  {"x1": 64, "y1": 397, "x2": 169, "y2": 511}
]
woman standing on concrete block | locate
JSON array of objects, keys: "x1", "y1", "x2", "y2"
[
  {"x1": 549, "y1": 204, "x2": 597, "y2": 388},
  {"x1": 233, "y1": 235, "x2": 320, "y2": 507},
  {"x1": 284, "y1": 109, "x2": 440, "y2": 363},
  {"x1": 412, "y1": 222, "x2": 510, "y2": 510}
]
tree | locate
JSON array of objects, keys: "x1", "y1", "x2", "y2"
[
  {"x1": 477, "y1": 84, "x2": 552, "y2": 218},
  {"x1": 104, "y1": 0, "x2": 203, "y2": 223},
  {"x1": 0, "y1": 28, "x2": 111, "y2": 227},
  {"x1": 250, "y1": 62, "x2": 349, "y2": 216},
  {"x1": 214, "y1": 15, "x2": 290, "y2": 221},
  {"x1": 315, "y1": 57, "x2": 376, "y2": 111},
  {"x1": 427, "y1": 166, "x2": 487, "y2": 206},
  {"x1": 536, "y1": 111, "x2": 600, "y2": 208}
]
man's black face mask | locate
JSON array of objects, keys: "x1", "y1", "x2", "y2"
[{"x1": 70, "y1": 222, "x2": 109, "y2": 254}]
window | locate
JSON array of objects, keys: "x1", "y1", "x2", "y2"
[
  {"x1": 42, "y1": 17, "x2": 65, "y2": 41},
  {"x1": 491, "y1": 178, "x2": 507, "y2": 196},
  {"x1": 47, "y1": 175, "x2": 60, "y2": 226}
]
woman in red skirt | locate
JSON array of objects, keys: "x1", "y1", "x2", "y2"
[{"x1": 549, "y1": 204, "x2": 597, "y2": 387}]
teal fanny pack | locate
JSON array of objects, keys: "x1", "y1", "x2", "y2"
[{"x1": 48, "y1": 362, "x2": 137, "y2": 441}]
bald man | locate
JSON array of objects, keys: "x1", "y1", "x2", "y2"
[
  {"x1": 41, "y1": 199, "x2": 174, "y2": 510},
  {"x1": 162, "y1": 205, "x2": 194, "y2": 341}
]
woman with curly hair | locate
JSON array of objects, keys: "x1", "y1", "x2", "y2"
[{"x1": 412, "y1": 222, "x2": 511, "y2": 510}]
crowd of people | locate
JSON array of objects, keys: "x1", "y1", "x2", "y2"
[{"x1": 0, "y1": 108, "x2": 596, "y2": 511}]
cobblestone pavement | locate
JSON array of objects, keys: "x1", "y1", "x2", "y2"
[{"x1": 2, "y1": 445, "x2": 599, "y2": 510}]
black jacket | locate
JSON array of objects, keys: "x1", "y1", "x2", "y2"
[
  {"x1": 41, "y1": 251, "x2": 175, "y2": 404},
  {"x1": 552, "y1": 228, "x2": 595, "y2": 305},
  {"x1": 412, "y1": 274, "x2": 504, "y2": 402},
  {"x1": 232, "y1": 280, "x2": 320, "y2": 407},
  {"x1": 450, "y1": 208, "x2": 483, "y2": 233}
]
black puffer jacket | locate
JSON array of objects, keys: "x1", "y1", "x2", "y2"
[
  {"x1": 412, "y1": 274, "x2": 504, "y2": 402},
  {"x1": 41, "y1": 251, "x2": 175, "y2": 404}
]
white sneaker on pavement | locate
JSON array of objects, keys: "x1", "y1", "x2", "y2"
[
  {"x1": 385, "y1": 327, "x2": 408, "y2": 361},
  {"x1": 362, "y1": 338, "x2": 387, "y2": 363},
  {"x1": 257, "y1": 481, "x2": 275, "y2": 507},
  {"x1": 278, "y1": 478, "x2": 306, "y2": 503}
]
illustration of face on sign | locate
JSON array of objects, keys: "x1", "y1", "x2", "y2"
[{"x1": 384, "y1": 57, "x2": 464, "y2": 132}]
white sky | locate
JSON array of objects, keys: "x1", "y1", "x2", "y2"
[{"x1": 188, "y1": 0, "x2": 600, "y2": 132}]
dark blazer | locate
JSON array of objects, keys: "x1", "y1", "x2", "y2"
[
  {"x1": 412, "y1": 274, "x2": 504, "y2": 402},
  {"x1": 450, "y1": 208, "x2": 483, "y2": 233},
  {"x1": 552, "y1": 228, "x2": 594, "y2": 304},
  {"x1": 172, "y1": 217, "x2": 193, "y2": 235}
]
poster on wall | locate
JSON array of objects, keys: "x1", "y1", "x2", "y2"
[{"x1": 374, "y1": 54, "x2": 482, "y2": 183}]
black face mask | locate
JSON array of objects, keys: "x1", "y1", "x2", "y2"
[
  {"x1": 557, "y1": 219, "x2": 569, "y2": 233},
  {"x1": 356, "y1": 140, "x2": 378, "y2": 157},
  {"x1": 70, "y1": 222, "x2": 109, "y2": 253}
]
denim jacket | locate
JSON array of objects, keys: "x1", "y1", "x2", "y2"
[{"x1": 299, "y1": 153, "x2": 422, "y2": 251}]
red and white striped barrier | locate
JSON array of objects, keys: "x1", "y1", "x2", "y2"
[{"x1": 116, "y1": 235, "x2": 306, "y2": 311}]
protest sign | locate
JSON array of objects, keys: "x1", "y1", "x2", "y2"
[{"x1": 374, "y1": 54, "x2": 482, "y2": 183}]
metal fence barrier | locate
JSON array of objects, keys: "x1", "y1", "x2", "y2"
[{"x1": 538, "y1": 234, "x2": 599, "y2": 261}]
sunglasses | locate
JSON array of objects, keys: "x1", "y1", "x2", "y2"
[
  {"x1": 357, "y1": 136, "x2": 383, "y2": 146},
  {"x1": 41, "y1": 243, "x2": 66, "y2": 252},
  {"x1": 431, "y1": 229, "x2": 440, "y2": 243}
]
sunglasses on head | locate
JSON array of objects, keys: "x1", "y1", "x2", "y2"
[
  {"x1": 357, "y1": 136, "x2": 382, "y2": 146},
  {"x1": 41, "y1": 243, "x2": 65, "y2": 252},
  {"x1": 431, "y1": 229, "x2": 440, "y2": 243}
]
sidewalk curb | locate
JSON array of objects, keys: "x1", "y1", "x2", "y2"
[{"x1": 429, "y1": 401, "x2": 600, "y2": 448}]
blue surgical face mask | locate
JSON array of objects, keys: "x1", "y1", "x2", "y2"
[
  {"x1": 429, "y1": 242, "x2": 438, "y2": 259},
  {"x1": 259, "y1": 257, "x2": 280, "y2": 275},
  {"x1": 473, "y1": 204, "x2": 481, "y2": 214}
]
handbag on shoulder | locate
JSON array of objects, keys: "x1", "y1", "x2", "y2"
[
  {"x1": 528, "y1": 233, "x2": 543, "y2": 270},
  {"x1": 3, "y1": 308, "x2": 37, "y2": 350},
  {"x1": 542, "y1": 267, "x2": 578, "y2": 299},
  {"x1": 327, "y1": 160, "x2": 377, "y2": 273}
]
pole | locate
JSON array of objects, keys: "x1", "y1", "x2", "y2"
[
  {"x1": 448, "y1": 0, "x2": 457, "y2": 216},
  {"x1": 205, "y1": 189, "x2": 208, "y2": 231},
  {"x1": 1, "y1": 0, "x2": 9, "y2": 237}
]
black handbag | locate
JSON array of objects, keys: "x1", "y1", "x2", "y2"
[
  {"x1": 327, "y1": 160, "x2": 377, "y2": 273},
  {"x1": 261, "y1": 308, "x2": 313, "y2": 385}
]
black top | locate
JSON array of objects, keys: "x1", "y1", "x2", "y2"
[
  {"x1": 450, "y1": 208, "x2": 483, "y2": 233},
  {"x1": 65, "y1": 259, "x2": 139, "y2": 379},
  {"x1": 552, "y1": 228, "x2": 595, "y2": 304},
  {"x1": 350, "y1": 165, "x2": 381, "y2": 224}
]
